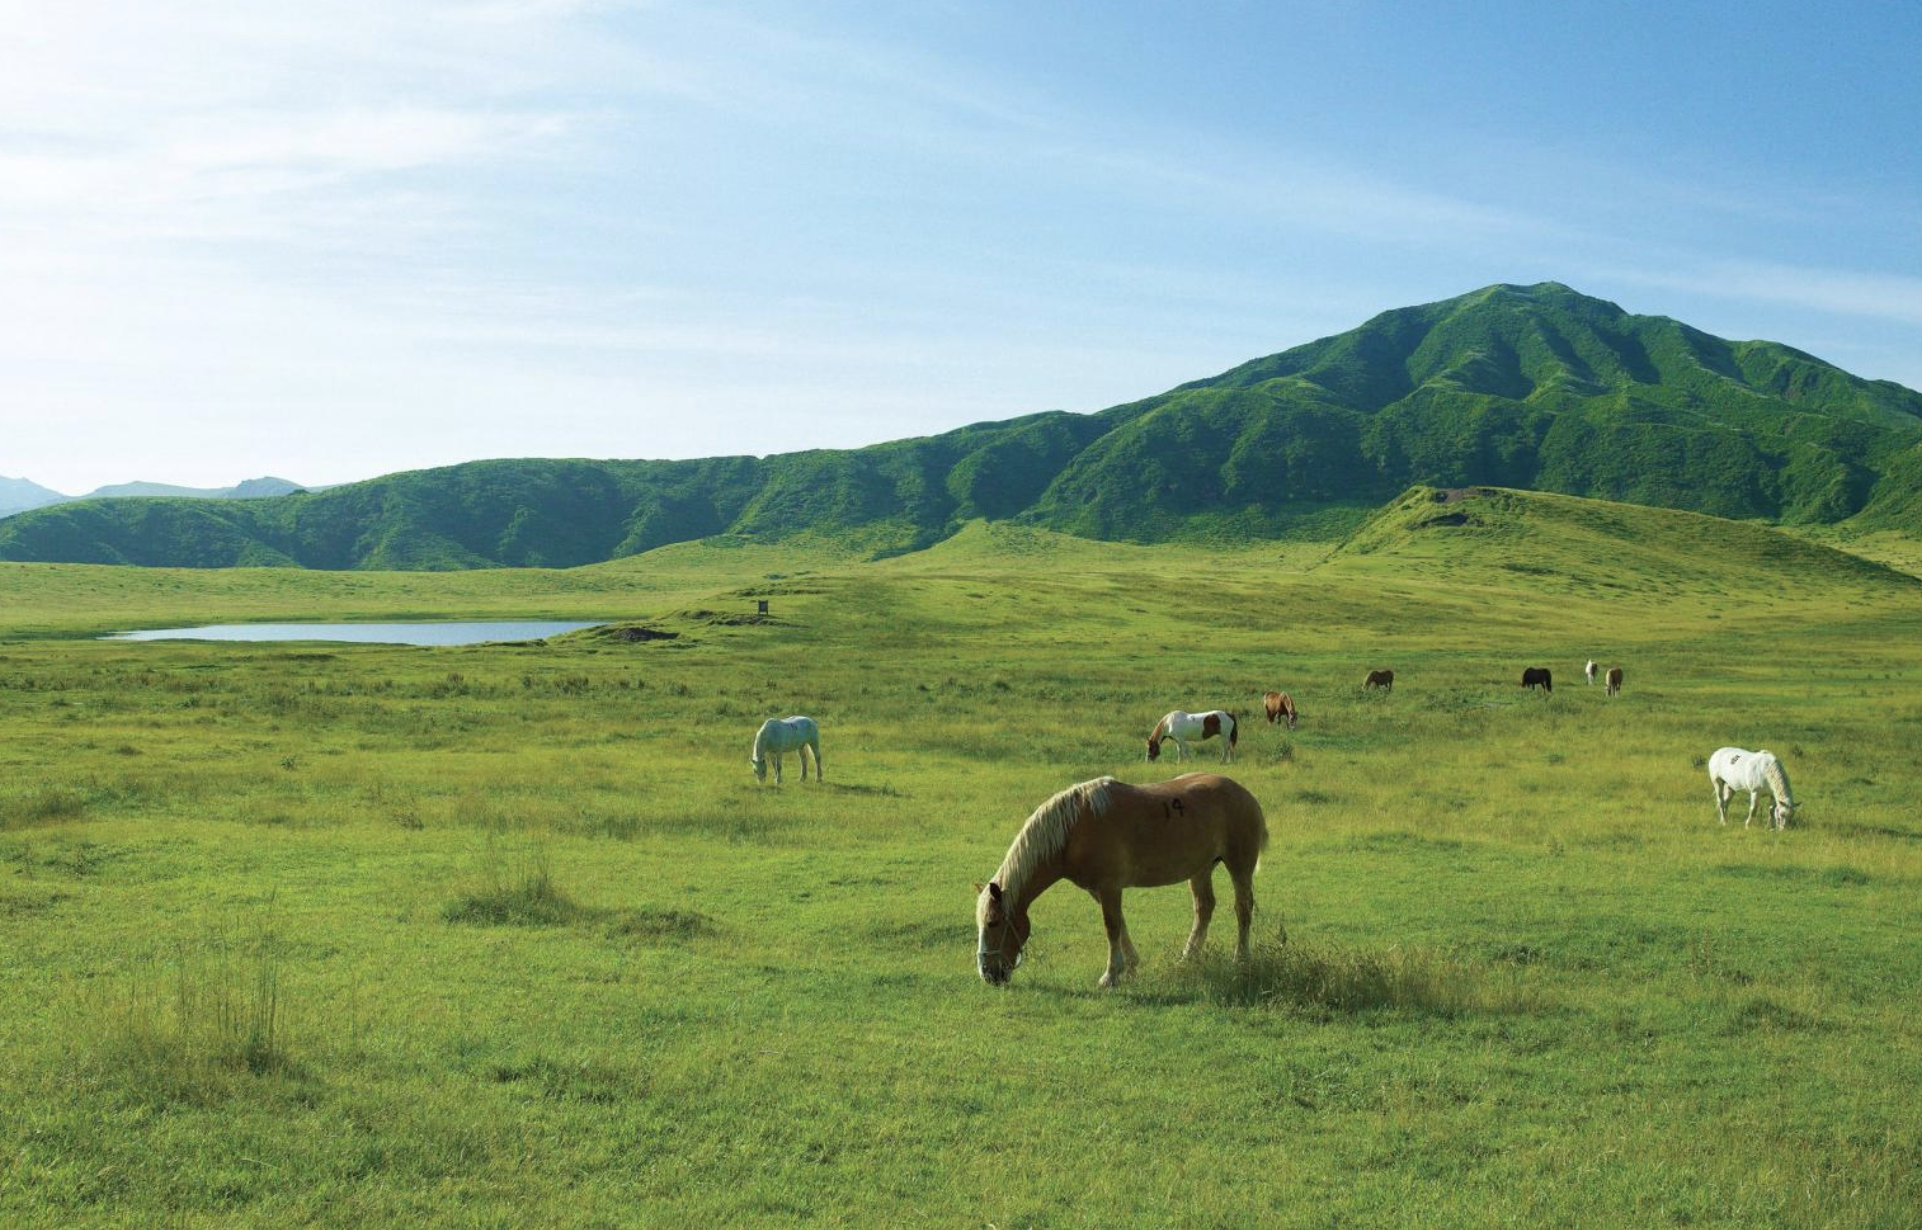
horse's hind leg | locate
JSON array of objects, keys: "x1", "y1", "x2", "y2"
[
  {"x1": 1095, "y1": 887, "x2": 1130, "y2": 988},
  {"x1": 1228, "y1": 861, "x2": 1258, "y2": 962},
  {"x1": 1182, "y1": 870, "x2": 1216, "y2": 961},
  {"x1": 810, "y1": 738, "x2": 821, "y2": 782},
  {"x1": 1713, "y1": 779, "x2": 1729, "y2": 825}
]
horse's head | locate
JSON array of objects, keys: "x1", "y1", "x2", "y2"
[
  {"x1": 974, "y1": 880, "x2": 1029, "y2": 985},
  {"x1": 1286, "y1": 709, "x2": 1299, "y2": 731},
  {"x1": 1773, "y1": 799, "x2": 1794, "y2": 829},
  {"x1": 1145, "y1": 735, "x2": 1161, "y2": 762},
  {"x1": 750, "y1": 755, "x2": 767, "y2": 782}
]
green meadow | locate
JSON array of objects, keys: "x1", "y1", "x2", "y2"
[{"x1": 4, "y1": 489, "x2": 1922, "y2": 1228}]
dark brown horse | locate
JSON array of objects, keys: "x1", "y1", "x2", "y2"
[
  {"x1": 1605, "y1": 665, "x2": 1623, "y2": 696},
  {"x1": 1521, "y1": 667, "x2": 1552, "y2": 692},
  {"x1": 1362, "y1": 668, "x2": 1394, "y2": 692},
  {"x1": 975, "y1": 774, "x2": 1270, "y2": 987},
  {"x1": 1262, "y1": 690, "x2": 1298, "y2": 729}
]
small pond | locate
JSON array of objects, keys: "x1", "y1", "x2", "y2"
[{"x1": 103, "y1": 621, "x2": 602, "y2": 646}]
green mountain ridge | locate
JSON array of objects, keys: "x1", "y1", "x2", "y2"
[{"x1": 4, "y1": 281, "x2": 1919, "y2": 570}]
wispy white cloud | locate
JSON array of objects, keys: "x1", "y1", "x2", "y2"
[{"x1": 1607, "y1": 259, "x2": 1922, "y2": 331}]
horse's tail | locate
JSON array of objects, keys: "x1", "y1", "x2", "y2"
[{"x1": 1229, "y1": 713, "x2": 1240, "y2": 747}]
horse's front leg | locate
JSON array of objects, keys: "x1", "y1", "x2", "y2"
[
  {"x1": 1745, "y1": 790, "x2": 1759, "y2": 828},
  {"x1": 1095, "y1": 887, "x2": 1130, "y2": 987},
  {"x1": 773, "y1": 752, "x2": 784, "y2": 785},
  {"x1": 1182, "y1": 871, "x2": 1215, "y2": 961}
]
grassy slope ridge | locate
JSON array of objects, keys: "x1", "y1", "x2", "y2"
[
  {"x1": 4, "y1": 282, "x2": 1920, "y2": 569},
  {"x1": 4, "y1": 493, "x2": 1922, "y2": 1227}
]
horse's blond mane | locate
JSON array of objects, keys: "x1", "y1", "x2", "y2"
[
  {"x1": 1761, "y1": 753, "x2": 1794, "y2": 810},
  {"x1": 995, "y1": 776, "x2": 1117, "y2": 900}
]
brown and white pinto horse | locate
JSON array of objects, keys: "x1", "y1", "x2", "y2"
[
  {"x1": 1521, "y1": 667, "x2": 1553, "y2": 693},
  {"x1": 1605, "y1": 665, "x2": 1623, "y2": 696},
  {"x1": 1147, "y1": 710, "x2": 1237, "y2": 763},
  {"x1": 1362, "y1": 668, "x2": 1394, "y2": 692},
  {"x1": 975, "y1": 774, "x2": 1270, "y2": 987},
  {"x1": 1262, "y1": 690, "x2": 1298, "y2": 729}
]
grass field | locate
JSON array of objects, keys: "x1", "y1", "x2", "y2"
[{"x1": 4, "y1": 490, "x2": 1922, "y2": 1228}]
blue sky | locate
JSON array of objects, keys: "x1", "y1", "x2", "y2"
[{"x1": 3, "y1": 0, "x2": 1919, "y2": 493}]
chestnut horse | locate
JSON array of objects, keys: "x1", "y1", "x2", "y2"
[
  {"x1": 1146, "y1": 709, "x2": 1238, "y2": 763},
  {"x1": 1362, "y1": 668, "x2": 1394, "y2": 691},
  {"x1": 1605, "y1": 665, "x2": 1623, "y2": 696},
  {"x1": 1262, "y1": 690, "x2": 1298, "y2": 729},
  {"x1": 1521, "y1": 667, "x2": 1552, "y2": 693},
  {"x1": 974, "y1": 774, "x2": 1270, "y2": 987}
]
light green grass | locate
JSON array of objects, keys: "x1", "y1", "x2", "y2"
[{"x1": 3, "y1": 494, "x2": 1921, "y2": 1227}]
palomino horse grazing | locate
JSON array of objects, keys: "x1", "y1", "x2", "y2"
[
  {"x1": 1521, "y1": 667, "x2": 1553, "y2": 693},
  {"x1": 974, "y1": 774, "x2": 1270, "y2": 987},
  {"x1": 1604, "y1": 666, "x2": 1623, "y2": 696},
  {"x1": 1708, "y1": 747, "x2": 1795, "y2": 829},
  {"x1": 1585, "y1": 659, "x2": 1599, "y2": 686},
  {"x1": 1146, "y1": 710, "x2": 1238, "y2": 763},
  {"x1": 1362, "y1": 668, "x2": 1394, "y2": 692},
  {"x1": 1262, "y1": 690, "x2": 1298, "y2": 729},
  {"x1": 750, "y1": 716, "x2": 821, "y2": 784}
]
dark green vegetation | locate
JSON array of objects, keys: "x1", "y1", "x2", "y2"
[
  {"x1": 6, "y1": 282, "x2": 1922, "y2": 569},
  {"x1": 3, "y1": 489, "x2": 1922, "y2": 1226}
]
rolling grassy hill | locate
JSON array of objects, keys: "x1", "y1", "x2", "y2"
[{"x1": 5, "y1": 282, "x2": 1920, "y2": 569}]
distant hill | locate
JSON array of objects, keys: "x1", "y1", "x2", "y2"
[
  {"x1": 2, "y1": 282, "x2": 1919, "y2": 569},
  {"x1": 0, "y1": 475, "x2": 305, "y2": 521},
  {"x1": 77, "y1": 477, "x2": 306, "y2": 501},
  {"x1": 0, "y1": 476, "x2": 68, "y2": 518}
]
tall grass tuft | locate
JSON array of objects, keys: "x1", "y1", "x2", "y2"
[
  {"x1": 443, "y1": 840, "x2": 586, "y2": 926},
  {"x1": 1159, "y1": 932, "x2": 1542, "y2": 1018},
  {"x1": 68, "y1": 936, "x2": 298, "y2": 1106}
]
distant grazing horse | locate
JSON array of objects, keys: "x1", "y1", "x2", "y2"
[
  {"x1": 750, "y1": 716, "x2": 820, "y2": 784},
  {"x1": 1708, "y1": 747, "x2": 1794, "y2": 829},
  {"x1": 1147, "y1": 710, "x2": 1237, "y2": 763},
  {"x1": 1363, "y1": 668, "x2": 1394, "y2": 692},
  {"x1": 1605, "y1": 665, "x2": 1623, "y2": 696},
  {"x1": 1262, "y1": 690, "x2": 1298, "y2": 729},
  {"x1": 1585, "y1": 659, "x2": 1599, "y2": 686},
  {"x1": 1521, "y1": 667, "x2": 1553, "y2": 693},
  {"x1": 975, "y1": 774, "x2": 1270, "y2": 987}
]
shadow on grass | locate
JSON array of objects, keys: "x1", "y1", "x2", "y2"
[{"x1": 1134, "y1": 934, "x2": 1546, "y2": 1018}]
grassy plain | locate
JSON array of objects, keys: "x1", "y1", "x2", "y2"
[{"x1": 4, "y1": 491, "x2": 1922, "y2": 1228}]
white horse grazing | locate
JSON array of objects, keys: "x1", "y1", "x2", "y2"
[
  {"x1": 1585, "y1": 660, "x2": 1598, "y2": 686},
  {"x1": 1707, "y1": 747, "x2": 1794, "y2": 829},
  {"x1": 1146, "y1": 710, "x2": 1238, "y2": 764},
  {"x1": 751, "y1": 716, "x2": 821, "y2": 784}
]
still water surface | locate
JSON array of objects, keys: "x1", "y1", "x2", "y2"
[{"x1": 105, "y1": 621, "x2": 600, "y2": 646}]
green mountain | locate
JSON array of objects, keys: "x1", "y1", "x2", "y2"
[{"x1": 3, "y1": 282, "x2": 1919, "y2": 569}]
